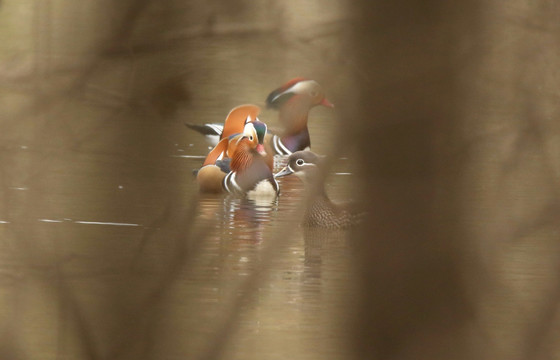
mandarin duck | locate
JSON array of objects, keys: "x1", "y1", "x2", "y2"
[
  {"x1": 197, "y1": 120, "x2": 279, "y2": 196},
  {"x1": 275, "y1": 151, "x2": 364, "y2": 228},
  {"x1": 186, "y1": 104, "x2": 261, "y2": 146},
  {"x1": 264, "y1": 77, "x2": 333, "y2": 155},
  {"x1": 185, "y1": 78, "x2": 333, "y2": 156},
  {"x1": 200, "y1": 104, "x2": 273, "y2": 168}
]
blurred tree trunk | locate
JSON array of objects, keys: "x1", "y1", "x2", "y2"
[{"x1": 350, "y1": 0, "x2": 560, "y2": 359}]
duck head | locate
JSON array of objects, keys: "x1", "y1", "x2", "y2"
[
  {"x1": 266, "y1": 78, "x2": 333, "y2": 134},
  {"x1": 251, "y1": 119, "x2": 268, "y2": 156},
  {"x1": 266, "y1": 78, "x2": 334, "y2": 110},
  {"x1": 230, "y1": 123, "x2": 261, "y2": 173},
  {"x1": 221, "y1": 104, "x2": 261, "y2": 140},
  {"x1": 225, "y1": 115, "x2": 267, "y2": 159},
  {"x1": 274, "y1": 150, "x2": 326, "y2": 183}
]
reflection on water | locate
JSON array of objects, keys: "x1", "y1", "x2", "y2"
[{"x1": 175, "y1": 182, "x2": 355, "y2": 360}]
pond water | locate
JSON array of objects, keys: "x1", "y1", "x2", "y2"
[{"x1": 0, "y1": 31, "x2": 359, "y2": 359}]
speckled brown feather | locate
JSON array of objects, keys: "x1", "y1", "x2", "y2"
[{"x1": 276, "y1": 151, "x2": 365, "y2": 228}]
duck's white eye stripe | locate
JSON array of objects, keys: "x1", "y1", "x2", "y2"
[
  {"x1": 286, "y1": 80, "x2": 315, "y2": 94},
  {"x1": 299, "y1": 163, "x2": 318, "y2": 170}
]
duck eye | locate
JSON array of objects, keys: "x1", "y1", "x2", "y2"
[
  {"x1": 296, "y1": 159, "x2": 305, "y2": 166},
  {"x1": 249, "y1": 135, "x2": 254, "y2": 141},
  {"x1": 310, "y1": 91, "x2": 318, "y2": 97}
]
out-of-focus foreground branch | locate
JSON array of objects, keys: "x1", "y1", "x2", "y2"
[{"x1": 348, "y1": 1, "x2": 560, "y2": 360}]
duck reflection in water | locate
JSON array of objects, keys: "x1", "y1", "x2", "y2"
[{"x1": 197, "y1": 194, "x2": 278, "y2": 245}]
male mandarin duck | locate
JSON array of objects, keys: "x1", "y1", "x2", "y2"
[
  {"x1": 196, "y1": 108, "x2": 279, "y2": 196},
  {"x1": 275, "y1": 151, "x2": 365, "y2": 229},
  {"x1": 264, "y1": 77, "x2": 333, "y2": 155},
  {"x1": 223, "y1": 122, "x2": 279, "y2": 197},
  {"x1": 185, "y1": 78, "x2": 333, "y2": 156},
  {"x1": 203, "y1": 104, "x2": 273, "y2": 168},
  {"x1": 186, "y1": 103, "x2": 261, "y2": 146}
]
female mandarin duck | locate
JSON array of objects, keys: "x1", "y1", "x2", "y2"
[
  {"x1": 196, "y1": 106, "x2": 279, "y2": 196},
  {"x1": 275, "y1": 151, "x2": 364, "y2": 228},
  {"x1": 185, "y1": 78, "x2": 333, "y2": 156}
]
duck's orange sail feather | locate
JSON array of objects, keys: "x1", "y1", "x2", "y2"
[
  {"x1": 202, "y1": 137, "x2": 229, "y2": 166},
  {"x1": 220, "y1": 104, "x2": 261, "y2": 140}
]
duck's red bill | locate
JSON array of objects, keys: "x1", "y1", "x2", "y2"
[{"x1": 320, "y1": 98, "x2": 334, "y2": 108}]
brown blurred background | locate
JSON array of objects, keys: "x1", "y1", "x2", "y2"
[{"x1": 1, "y1": 0, "x2": 559, "y2": 359}]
